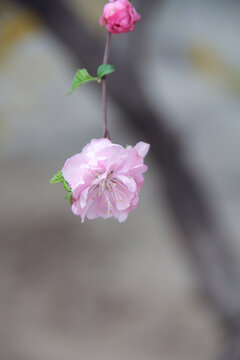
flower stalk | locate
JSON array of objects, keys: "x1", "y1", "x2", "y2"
[{"x1": 102, "y1": 32, "x2": 112, "y2": 139}]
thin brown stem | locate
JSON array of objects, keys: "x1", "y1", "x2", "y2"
[{"x1": 102, "y1": 32, "x2": 111, "y2": 139}]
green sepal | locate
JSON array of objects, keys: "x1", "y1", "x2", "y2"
[
  {"x1": 63, "y1": 179, "x2": 71, "y2": 192},
  {"x1": 50, "y1": 170, "x2": 72, "y2": 205},
  {"x1": 49, "y1": 170, "x2": 64, "y2": 184},
  {"x1": 65, "y1": 191, "x2": 73, "y2": 205},
  {"x1": 97, "y1": 64, "x2": 115, "y2": 79},
  {"x1": 69, "y1": 69, "x2": 98, "y2": 93}
]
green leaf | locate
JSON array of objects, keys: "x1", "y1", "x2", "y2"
[
  {"x1": 50, "y1": 170, "x2": 64, "y2": 184},
  {"x1": 97, "y1": 64, "x2": 115, "y2": 79},
  {"x1": 70, "y1": 69, "x2": 98, "y2": 93}
]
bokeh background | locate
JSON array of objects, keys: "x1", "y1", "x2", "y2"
[{"x1": 1, "y1": 0, "x2": 240, "y2": 359}]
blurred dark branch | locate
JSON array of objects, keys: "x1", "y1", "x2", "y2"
[
  {"x1": 220, "y1": 332, "x2": 240, "y2": 360},
  {"x1": 15, "y1": 0, "x2": 240, "y2": 357}
]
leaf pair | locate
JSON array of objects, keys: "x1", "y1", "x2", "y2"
[
  {"x1": 50, "y1": 171, "x2": 72, "y2": 205},
  {"x1": 69, "y1": 64, "x2": 115, "y2": 93}
]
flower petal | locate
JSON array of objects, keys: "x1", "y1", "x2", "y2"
[
  {"x1": 116, "y1": 174, "x2": 137, "y2": 192},
  {"x1": 134, "y1": 142, "x2": 150, "y2": 158},
  {"x1": 62, "y1": 153, "x2": 88, "y2": 187}
]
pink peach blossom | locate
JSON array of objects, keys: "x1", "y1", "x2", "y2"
[
  {"x1": 100, "y1": 0, "x2": 141, "y2": 34},
  {"x1": 62, "y1": 138, "x2": 150, "y2": 222}
]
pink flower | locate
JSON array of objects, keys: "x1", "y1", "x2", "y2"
[
  {"x1": 62, "y1": 138, "x2": 150, "y2": 222},
  {"x1": 100, "y1": 0, "x2": 141, "y2": 34}
]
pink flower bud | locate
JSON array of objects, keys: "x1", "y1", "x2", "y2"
[
  {"x1": 62, "y1": 138, "x2": 150, "y2": 222},
  {"x1": 100, "y1": 0, "x2": 141, "y2": 34}
]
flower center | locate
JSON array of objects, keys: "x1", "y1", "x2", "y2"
[
  {"x1": 98, "y1": 170, "x2": 115, "y2": 193},
  {"x1": 88, "y1": 169, "x2": 130, "y2": 217}
]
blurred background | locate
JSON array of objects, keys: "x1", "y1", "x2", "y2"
[{"x1": 1, "y1": 0, "x2": 240, "y2": 359}]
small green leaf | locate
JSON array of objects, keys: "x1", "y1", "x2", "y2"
[
  {"x1": 70, "y1": 69, "x2": 98, "y2": 93},
  {"x1": 97, "y1": 64, "x2": 115, "y2": 79},
  {"x1": 50, "y1": 170, "x2": 64, "y2": 184}
]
